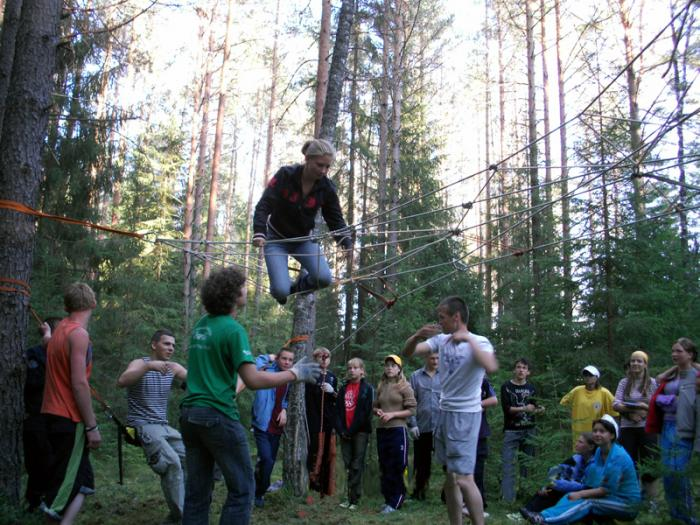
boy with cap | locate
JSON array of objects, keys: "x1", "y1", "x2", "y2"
[{"x1": 560, "y1": 365, "x2": 618, "y2": 450}]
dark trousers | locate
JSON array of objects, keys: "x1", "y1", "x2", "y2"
[
  {"x1": 413, "y1": 431, "x2": 433, "y2": 495},
  {"x1": 524, "y1": 488, "x2": 567, "y2": 512},
  {"x1": 23, "y1": 414, "x2": 50, "y2": 509},
  {"x1": 340, "y1": 432, "x2": 369, "y2": 504},
  {"x1": 377, "y1": 427, "x2": 408, "y2": 509},
  {"x1": 474, "y1": 437, "x2": 488, "y2": 507},
  {"x1": 253, "y1": 428, "x2": 282, "y2": 498},
  {"x1": 619, "y1": 427, "x2": 658, "y2": 483}
]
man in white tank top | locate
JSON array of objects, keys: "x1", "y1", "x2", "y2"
[{"x1": 118, "y1": 329, "x2": 187, "y2": 524}]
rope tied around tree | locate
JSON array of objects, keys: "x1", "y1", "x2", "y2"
[
  {"x1": 0, "y1": 276, "x2": 31, "y2": 297},
  {"x1": 0, "y1": 199, "x2": 145, "y2": 239}
]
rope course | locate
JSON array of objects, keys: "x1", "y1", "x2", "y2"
[{"x1": 3, "y1": 1, "x2": 697, "y2": 359}]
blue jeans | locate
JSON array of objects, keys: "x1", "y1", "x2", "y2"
[
  {"x1": 180, "y1": 406, "x2": 254, "y2": 525},
  {"x1": 263, "y1": 233, "x2": 331, "y2": 302},
  {"x1": 253, "y1": 428, "x2": 282, "y2": 498},
  {"x1": 661, "y1": 420, "x2": 696, "y2": 525},
  {"x1": 501, "y1": 428, "x2": 536, "y2": 502}
]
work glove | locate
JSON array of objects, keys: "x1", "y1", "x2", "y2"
[
  {"x1": 408, "y1": 426, "x2": 420, "y2": 441},
  {"x1": 290, "y1": 356, "x2": 322, "y2": 384},
  {"x1": 321, "y1": 382, "x2": 335, "y2": 394}
]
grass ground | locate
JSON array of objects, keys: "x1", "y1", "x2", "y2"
[{"x1": 6, "y1": 421, "x2": 694, "y2": 524}]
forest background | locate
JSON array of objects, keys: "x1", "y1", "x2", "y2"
[{"x1": 0, "y1": 0, "x2": 698, "y2": 523}]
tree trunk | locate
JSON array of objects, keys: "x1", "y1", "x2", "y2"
[
  {"x1": 253, "y1": 0, "x2": 280, "y2": 324},
  {"x1": 285, "y1": 0, "x2": 355, "y2": 498},
  {"x1": 554, "y1": 0, "x2": 572, "y2": 320},
  {"x1": 617, "y1": 0, "x2": 644, "y2": 222},
  {"x1": 343, "y1": 27, "x2": 359, "y2": 355},
  {"x1": 183, "y1": 11, "x2": 210, "y2": 335},
  {"x1": 483, "y1": 0, "x2": 492, "y2": 327},
  {"x1": 526, "y1": 0, "x2": 541, "y2": 326},
  {"x1": 387, "y1": 0, "x2": 404, "y2": 280},
  {"x1": 203, "y1": 0, "x2": 234, "y2": 279},
  {"x1": 0, "y1": 0, "x2": 22, "y2": 132},
  {"x1": 313, "y1": 0, "x2": 331, "y2": 137},
  {"x1": 0, "y1": 0, "x2": 61, "y2": 501},
  {"x1": 669, "y1": 3, "x2": 689, "y2": 257}
]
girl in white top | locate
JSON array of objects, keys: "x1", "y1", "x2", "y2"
[{"x1": 613, "y1": 350, "x2": 658, "y2": 499}]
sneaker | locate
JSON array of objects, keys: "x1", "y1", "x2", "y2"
[
  {"x1": 518, "y1": 508, "x2": 544, "y2": 524},
  {"x1": 290, "y1": 269, "x2": 309, "y2": 295},
  {"x1": 267, "y1": 480, "x2": 284, "y2": 492},
  {"x1": 507, "y1": 512, "x2": 524, "y2": 521},
  {"x1": 348, "y1": 504, "x2": 358, "y2": 511},
  {"x1": 339, "y1": 501, "x2": 351, "y2": 509},
  {"x1": 254, "y1": 496, "x2": 264, "y2": 508},
  {"x1": 380, "y1": 504, "x2": 397, "y2": 514}
]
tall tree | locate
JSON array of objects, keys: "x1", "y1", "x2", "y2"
[
  {"x1": 0, "y1": 0, "x2": 62, "y2": 501},
  {"x1": 203, "y1": 0, "x2": 235, "y2": 279},
  {"x1": 283, "y1": 0, "x2": 356, "y2": 497},
  {"x1": 313, "y1": 0, "x2": 331, "y2": 137}
]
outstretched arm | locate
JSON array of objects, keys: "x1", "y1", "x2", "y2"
[{"x1": 403, "y1": 324, "x2": 441, "y2": 358}]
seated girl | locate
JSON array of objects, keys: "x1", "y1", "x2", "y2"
[
  {"x1": 521, "y1": 415, "x2": 641, "y2": 524},
  {"x1": 520, "y1": 432, "x2": 596, "y2": 514}
]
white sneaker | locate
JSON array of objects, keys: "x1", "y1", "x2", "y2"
[
  {"x1": 348, "y1": 504, "x2": 358, "y2": 511},
  {"x1": 506, "y1": 512, "x2": 523, "y2": 522},
  {"x1": 380, "y1": 504, "x2": 397, "y2": 514},
  {"x1": 339, "y1": 501, "x2": 351, "y2": 509}
]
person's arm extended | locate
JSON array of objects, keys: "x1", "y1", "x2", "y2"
[
  {"x1": 403, "y1": 324, "x2": 440, "y2": 358},
  {"x1": 567, "y1": 487, "x2": 607, "y2": 500},
  {"x1": 238, "y1": 362, "x2": 296, "y2": 390},
  {"x1": 238, "y1": 357, "x2": 320, "y2": 389},
  {"x1": 453, "y1": 331, "x2": 498, "y2": 374},
  {"x1": 69, "y1": 328, "x2": 101, "y2": 449}
]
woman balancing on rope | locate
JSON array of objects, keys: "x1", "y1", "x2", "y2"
[{"x1": 253, "y1": 139, "x2": 353, "y2": 305}]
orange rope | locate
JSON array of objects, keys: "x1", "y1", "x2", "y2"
[
  {"x1": 0, "y1": 277, "x2": 31, "y2": 297},
  {"x1": 0, "y1": 199, "x2": 144, "y2": 239},
  {"x1": 285, "y1": 334, "x2": 310, "y2": 347}
]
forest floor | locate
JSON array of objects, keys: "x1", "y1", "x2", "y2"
[{"x1": 5, "y1": 424, "x2": 687, "y2": 525}]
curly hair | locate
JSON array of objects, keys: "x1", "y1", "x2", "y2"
[{"x1": 201, "y1": 267, "x2": 246, "y2": 315}]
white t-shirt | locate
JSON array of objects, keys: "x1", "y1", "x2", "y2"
[{"x1": 426, "y1": 333, "x2": 494, "y2": 413}]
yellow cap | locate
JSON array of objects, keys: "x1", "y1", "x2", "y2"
[{"x1": 385, "y1": 354, "x2": 402, "y2": 368}]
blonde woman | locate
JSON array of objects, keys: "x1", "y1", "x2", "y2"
[
  {"x1": 613, "y1": 350, "x2": 657, "y2": 499},
  {"x1": 252, "y1": 139, "x2": 352, "y2": 305}
]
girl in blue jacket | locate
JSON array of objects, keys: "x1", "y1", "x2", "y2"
[{"x1": 521, "y1": 415, "x2": 641, "y2": 524}]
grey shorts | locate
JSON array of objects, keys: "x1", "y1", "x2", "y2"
[{"x1": 434, "y1": 411, "x2": 481, "y2": 475}]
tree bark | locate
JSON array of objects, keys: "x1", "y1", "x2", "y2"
[
  {"x1": 0, "y1": 0, "x2": 22, "y2": 132},
  {"x1": 313, "y1": 0, "x2": 331, "y2": 137},
  {"x1": 554, "y1": 0, "x2": 572, "y2": 320},
  {"x1": 203, "y1": 0, "x2": 234, "y2": 279},
  {"x1": 526, "y1": 0, "x2": 541, "y2": 326},
  {"x1": 617, "y1": 0, "x2": 644, "y2": 222},
  {"x1": 183, "y1": 10, "x2": 210, "y2": 336},
  {"x1": 0, "y1": 0, "x2": 62, "y2": 502}
]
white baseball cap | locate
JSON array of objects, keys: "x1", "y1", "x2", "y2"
[
  {"x1": 582, "y1": 365, "x2": 600, "y2": 378},
  {"x1": 600, "y1": 414, "x2": 619, "y2": 439}
]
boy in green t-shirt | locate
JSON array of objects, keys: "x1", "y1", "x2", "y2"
[{"x1": 180, "y1": 267, "x2": 320, "y2": 525}]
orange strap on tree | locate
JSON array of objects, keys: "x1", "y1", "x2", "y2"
[
  {"x1": 0, "y1": 276, "x2": 31, "y2": 297},
  {"x1": 0, "y1": 199, "x2": 144, "y2": 239}
]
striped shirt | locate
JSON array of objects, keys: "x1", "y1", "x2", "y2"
[{"x1": 126, "y1": 357, "x2": 173, "y2": 426}]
